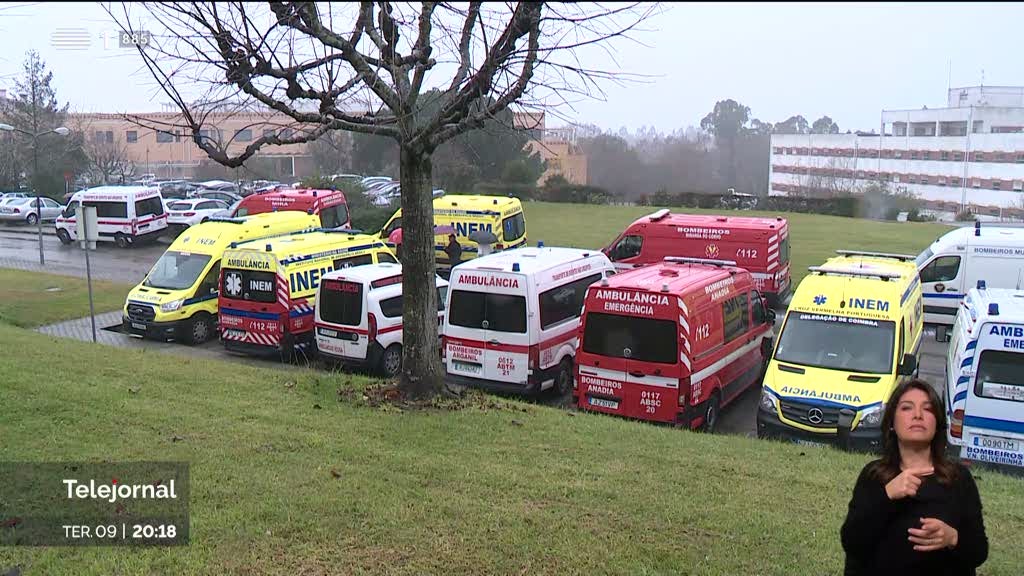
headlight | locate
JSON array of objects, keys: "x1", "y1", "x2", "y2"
[
  {"x1": 759, "y1": 389, "x2": 777, "y2": 412},
  {"x1": 859, "y1": 404, "x2": 884, "y2": 427},
  {"x1": 160, "y1": 299, "x2": 184, "y2": 313}
]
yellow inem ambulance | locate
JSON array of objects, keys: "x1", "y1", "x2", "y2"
[
  {"x1": 757, "y1": 250, "x2": 924, "y2": 452},
  {"x1": 218, "y1": 228, "x2": 396, "y2": 358},
  {"x1": 123, "y1": 212, "x2": 320, "y2": 345},
  {"x1": 379, "y1": 194, "x2": 527, "y2": 269}
]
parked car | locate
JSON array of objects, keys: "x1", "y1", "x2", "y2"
[
  {"x1": 166, "y1": 198, "x2": 231, "y2": 232},
  {"x1": 196, "y1": 180, "x2": 240, "y2": 195},
  {"x1": 193, "y1": 190, "x2": 242, "y2": 205},
  {"x1": 0, "y1": 192, "x2": 30, "y2": 206},
  {"x1": 0, "y1": 196, "x2": 64, "y2": 224}
]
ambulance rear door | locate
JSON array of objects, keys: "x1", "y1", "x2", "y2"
[{"x1": 446, "y1": 270, "x2": 529, "y2": 385}]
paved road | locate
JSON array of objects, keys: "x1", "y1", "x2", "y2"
[{"x1": 1, "y1": 223, "x2": 951, "y2": 438}]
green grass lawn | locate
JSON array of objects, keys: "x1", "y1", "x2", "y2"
[
  {"x1": 0, "y1": 324, "x2": 1021, "y2": 575},
  {"x1": 524, "y1": 202, "x2": 951, "y2": 286},
  {"x1": 0, "y1": 269, "x2": 134, "y2": 328}
]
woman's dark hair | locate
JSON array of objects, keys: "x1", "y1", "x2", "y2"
[{"x1": 869, "y1": 378, "x2": 958, "y2": 486}]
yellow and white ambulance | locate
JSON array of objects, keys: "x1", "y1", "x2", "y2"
[
  {"x1": 757, "y1": 250, "x2": 924, "y2": 452},
  {"x1": 379, "y1": 194, "x2": 527, "y2": 269},
  {"x1": 122, "y1": 211, "x2": 320, "y2": 344},
  {"x1": 218, "y1": 228, "x2": 397, "y2": 359}
]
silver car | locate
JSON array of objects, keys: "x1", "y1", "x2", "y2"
[{"x1": 0, "y1": 196, "x2": 64, "y2": 225}]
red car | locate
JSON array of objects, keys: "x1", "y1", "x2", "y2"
[{"x1": 575, "y1": 257, "x2": 776, "y2": 431}]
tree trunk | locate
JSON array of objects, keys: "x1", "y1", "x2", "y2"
[{"x1": 397, "y1": 145, "x2": 444, "y2": 399}]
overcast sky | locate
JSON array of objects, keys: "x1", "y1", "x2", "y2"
[{"x1": 2, "y1": 2, "x2": 1023, "y2": 135}]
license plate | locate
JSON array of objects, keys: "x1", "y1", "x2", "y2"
[
  {"x1": 794, "y1": 438, "x2": 827, "y2": 448},
  {"x1": 588, "y1": 397, "x2": 619, "y2": 409},
  {"x1": 975, "y1": 434, "x2": 1020, "y2": 452},
  {"x1": 453, "y1": 361, "x2": 482, "y2": 375},
  {"x1": 0, "y1": 209, "x2": 11, "y2": 214},
  {"x1": 131, "y1": 322, "x2": 146, "y2": 330},
  {"x1": 224, "y1": 329, "x2": 245, "y2": 338}
]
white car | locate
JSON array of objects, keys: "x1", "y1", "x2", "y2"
[
  {"x1": 0, "y1": 196, "x2": 64, "y2": 224},
  {"x1": 166, "y1": 198, "x2": 231, "y2": 230}
]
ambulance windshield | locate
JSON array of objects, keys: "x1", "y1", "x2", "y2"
[
  {"x1": 774, "y1": 313, "x2": 895, "y2": 374},
  {"x1": 582, "y1": 313, "x2": 678, "y2": 364},
  {"x1": 144, "y1": 251, "x2": 212, "y2": 290}
]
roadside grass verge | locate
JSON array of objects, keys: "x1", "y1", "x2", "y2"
[
  {"x1": 0, "y1": 325, "x2": 1020, "y2": 575},
  {"x1": 0, "y1": 268, "x2": 133, "y2": 328},
  {"x1": 523, "y1": 202, "x2": 949, "y2": 285}
]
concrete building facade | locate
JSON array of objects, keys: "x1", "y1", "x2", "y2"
[{"x1": 770, "y1": 86, "x2": 1024, "y2": 214}]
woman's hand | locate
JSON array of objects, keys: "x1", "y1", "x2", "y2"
[
  {"x1": 884, "y1": 466, "x2": 934, "y2": 500},
  {"x1": 908, "y1": 517, "x2": 959, "y2": 551}
]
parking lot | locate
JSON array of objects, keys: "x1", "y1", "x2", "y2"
[{"x1": 1, "y1": 221, "x2": 950, "y2": 437}]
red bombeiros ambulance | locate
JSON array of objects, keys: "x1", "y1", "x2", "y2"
[
  {"x1": 574, "y1": 257, "x2": 776, "y2": 431},
  {"x1": 603, "y1": 209, "x2": 792, "y2": 306},
  {"x1": 232, "y1": 187, "x2": 351, "y2": 229}
]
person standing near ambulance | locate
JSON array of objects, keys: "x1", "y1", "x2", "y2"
[
  {"x1": 445, "y1": 233, "x2": 463, "y2": 268},
  {"x1": 840, "y1": 379, "x2": 988, "y2": 576}
]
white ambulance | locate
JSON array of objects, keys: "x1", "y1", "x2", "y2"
[
  {"x1": 56, "y1": 186, "x2": 168, "y2": 248},
  {"x1": 940, "y1": 283, "x2": 1024, "y2": 472},
  {"x1": 916, "y1": 222, "x2": 1024, "y2": 333},
  {"x1": 314, "y1": 263, "x2": 449, "y2": 377},
  {"x1": 443, "y1": 245, "x2": 615, "y2": 396}
]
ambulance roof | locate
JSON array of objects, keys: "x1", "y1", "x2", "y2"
[
  {"x1": 230, "y1": 228, "x2": 386, "y2": 263},
  {"x1": 790, "y1": 253, "x2": 919, "y2": 320},
  {"x1": 433, "y1": 194, "x2": 521, "y2": 214},
  {"x1": 167, "y1": 212, "x2": 318, "y2": 254},
  {"x1": 322, "y1": 262, "x2": 449, "y2": 287},
  {"x1": 928, "y1": 224, "x2": 1024, "y2": 251},
  {"x1": 264, "y1": 187, "x2": 345, "y2": 201},
  {"x1": 962, "y1": 287, "x2": 1024, "y2": 337},
  {"x1": 75, "y1": 185, "x2": 159, "y2": 199},
  {"x1": 628, "y1": 210, "x2": 787, "y2": 233},
  {"x1": 456, "y1": 246, "x2": 604, "y2": 276},
  {"x1": 597, "y1": 260, "x2": 746, "y2": 298}
]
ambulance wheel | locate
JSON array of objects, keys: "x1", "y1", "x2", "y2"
[
  {"x1": 380, "y1": 344, "x2": 403, "y2": 378},
  {"x1": 114, "y1": 233, "x2": 130, "y2": 249},
  {"x1": 26, "y1": 213, "x2": 38, "y2": 226},
  {"x1": 701, "y1": 391, "x2": 721, "y2": 433},
  {"x1": 57, "y1": 229, "x2": 72, "y2": 245},
  {"x1": 184, "y1": 313, "x2": 213, "y2": 345},
  {"x1": 554, "y1": 358, "x2": 574, "y2": 397}
]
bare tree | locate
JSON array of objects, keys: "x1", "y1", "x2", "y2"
[
  {"x1": 84, "y1": 136, "x2": 136, "y2": 185},
  {"x1": 799, "y1": 157, "x2": 857, "y2": 197},
  {"x1": 108, "y1": 2, "x2": 657, "y2": 399}
]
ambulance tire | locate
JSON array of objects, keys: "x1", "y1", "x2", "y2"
[
  {"x1": 701, "y1": 391, "x2": 721, "y2": 434},
  {"x1": 184, "y1": 313, "x2": 213, "y2": 345},
  {"x1": 115, "y1": 233, "x2": 130, "y2": 249},
  {"x1": 57, "y1": 229, "x2": 72, "y2": 245},
  {"x1": 380, "y1": 344, "x2": 403, "y2": 378},
  {"x1": 554, "y1": 358, "x2": 573, "y2": 397}
]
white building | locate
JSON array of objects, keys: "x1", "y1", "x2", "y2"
[{"x1": 770, "y1": 86, "x2": 1024, "y2": 215}]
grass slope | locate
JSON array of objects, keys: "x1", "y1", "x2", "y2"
[
  {"x1": 0, "y1": 325, "x2": 1020, "y2": 575},
  {"x1": 524, "y1": 202, "x2": 950, "y2": 285},
  {"x1": 0, "y1": 269, "x2": 133, "y2": 328}
]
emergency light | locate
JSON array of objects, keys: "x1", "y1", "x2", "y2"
[
  {"x1": 989, "y1": 303, "x2": 1000, "y2": 316},
  {"x1": 977, "y1": 280, "x2": 986, "y2": 290}
]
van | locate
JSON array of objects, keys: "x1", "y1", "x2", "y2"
[
  {"x1": 218, "y1": 228, "x2": 397, "y2": 358},
  {"x1": 603, "y1": 210, "x2": 792, "y2": 306},
  {"x1": 379, "y1": 194, "x2": 527, "y2": 270},
  {"x1": 56, "y1": 186, "x2": 168, "y2": 248},
  {"x1": 916, "y1": 222, "x2": 1024, "y2": 333},
  {"x1": 442, "y1": 246, "x2": 614, "y2": 395},
  {"x1": 757, "y1": 250, "x2": 924, "y2": 452},
  {"x1": 231, "y1": 187, "x2": 351, "y2": 229},
  {"x1": 941, "y1": 284, "x2": 1024, "y2": 472},
  {"x1": 314, "y1": 263, "x2": 449, "y2": 376},
  {"x1": 122, "y1": 211, "x2": 320, "y2": 344},
  {"x1": 575, "y1": 257, "x2": 777, "y2": 430}
]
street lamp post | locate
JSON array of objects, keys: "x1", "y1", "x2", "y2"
[{"x1": 0, "y1": 123, "x2": 70, "y2": 266}]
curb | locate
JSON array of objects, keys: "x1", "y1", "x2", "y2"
[{"x1": 0, "y1": 224, "x2": 57, "y2": 237}]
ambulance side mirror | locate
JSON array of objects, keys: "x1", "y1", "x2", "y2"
[{"x1": 898, "y1": 354, "x2": 918, "y2": 376}]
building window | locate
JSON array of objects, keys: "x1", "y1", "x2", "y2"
[
  {"x1": 973, "y1": 152, "x2": 984, "y2": 162},
  {"x1": 1014, "y1": 180, "x2": 1023, "y2": 191},
  {"x1": 234, "y1": 129, "x2": 252, "y2": 142},
  {"x1": 908, "y1": 175, "x2": 917, "y2": 184},
  {"x1": 909, "y1": 151, "x2": 917, "y2": 160},
  {"x1": 280, "y1": 128, "x2": 293, "y2": 139},
  {"x1": 973, "y1": 120, "x2": 984, "y2": 133},
  {"x1": 992, "y1": 180, "x2": 1002, "y2": 190},
  {"x1": 126, "y1": 130, "x2": 137, "y2": 143},
  {"x1": 893, "y1": 175, "x2": 901, "y2": 183},
  {"x1": 972, "y1": 179, "x2": 981, "y2": 188},
  {"x1": 941, "y1": 151, "x2": 949, "y2": 161},
  {"x1": 263, "y1": 129, "x2": 275, "y2": 139},
  {"x1": 894, "y1": 150, "x2": 902, "y2": 159},
  {"x1": 937, "y1": 177, "x2": 946, "y2": 186},
  {"x1": 156, "y1": 130, "x2": 174, "y2": 144}
]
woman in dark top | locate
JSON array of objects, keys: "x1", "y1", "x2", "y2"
[{"x1": 841, "y1": 379, "x2": 988, "y2": 576}]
